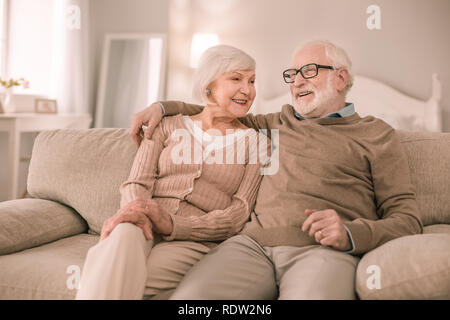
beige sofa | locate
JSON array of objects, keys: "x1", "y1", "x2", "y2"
[{"x1": 0, "y1": 128, "x2": 449, "y2": 300}]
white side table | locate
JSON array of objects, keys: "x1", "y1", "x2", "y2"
[{"x1": 0, "y1": 113, "x2": 92, "y2": 200}]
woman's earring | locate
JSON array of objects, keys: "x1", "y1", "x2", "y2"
[{"x1": 206, "y1": 88, "x2": 211, "y2": 96}]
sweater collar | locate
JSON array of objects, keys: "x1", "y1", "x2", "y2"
[{"x1": 293, "y1": 103, "x2": 355, "y2": 120}]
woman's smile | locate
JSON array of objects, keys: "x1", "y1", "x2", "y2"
[{"x1": 232, "y1": 98, "x2": 248, "y2": 106}]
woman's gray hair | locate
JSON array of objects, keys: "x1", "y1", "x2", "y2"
[
  {"x1": 294, "y1": 40, "x2": 354, "y2": 94},
  {"x1": 192, "y1": 45, "x2": 256, "y2": 104}
]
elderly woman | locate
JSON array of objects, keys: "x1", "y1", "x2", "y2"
[{"x1": 76, "y1": 45, "x2": 269, "y2": 300}]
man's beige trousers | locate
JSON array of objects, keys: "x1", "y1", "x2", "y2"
[
  {"x1": 170, "y1": 235, "x2": 360, "y2": 300},
  {"x1": 75, "y1": 223, "x2": 210, "y2": 300}
]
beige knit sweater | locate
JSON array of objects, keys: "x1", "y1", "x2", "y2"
[
  {"x1": 119, "y1": 114, "x2": 268, "y2": 247},
  {"x1": 161, "y1": 101, "x2": 423, "y2": 256}
]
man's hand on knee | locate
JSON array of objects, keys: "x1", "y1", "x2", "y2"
[{"x1": 301, "y1": 209, "x2": 351, "y2": 251}]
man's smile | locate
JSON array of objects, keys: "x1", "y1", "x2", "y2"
[{"x1": 297, "y1": 91, "x2": 313, "y2": 98}]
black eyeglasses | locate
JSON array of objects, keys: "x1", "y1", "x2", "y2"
[{"x1": 282, "y1": 63, "x2": 335, "y2": 83}]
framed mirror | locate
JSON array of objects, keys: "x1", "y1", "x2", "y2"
[{"x1": 95, "y1": 33, "x2": 167, "y2": 128}]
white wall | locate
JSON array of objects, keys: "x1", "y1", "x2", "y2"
[{"x1": 166, "y1": 0, "x2": 450, "y2": 130}]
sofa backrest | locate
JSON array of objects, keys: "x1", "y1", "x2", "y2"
[
  {"x1": 28, "y1": 129, "x2": 137, "y2": 234},
  {"x1": 396, "y1": 130, "x2": 450, "y2": 226},
  {"x1": 27, "y1": 128, "x2": 450, "y2": 234}
]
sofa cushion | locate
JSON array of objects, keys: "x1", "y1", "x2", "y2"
[
  {"x1": 0, "y1": 199, "x2": 87, "y2": 255},
  {"x1": 27, "y1": 129, "x2": 137, "y2": 234},
  {"x1": 423, "y1": 224, "x2": 450, "y2": 235},
  {"x1": 356, "y1": 232, "x2": 450, "y2": 299},
  {"x1": 397, "y1": 130, "x2": 450, "y2": 225},
  {"x1": 0, "y1": 234, "x2": 98, "y2": 299}
]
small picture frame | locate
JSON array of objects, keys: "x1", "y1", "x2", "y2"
[{"x1": 35, "y1": 98, "x2": 58, "y2": 114}]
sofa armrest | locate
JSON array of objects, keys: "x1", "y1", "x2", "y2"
[{"x1": 0, "y1": 198, "x2": 87, "y2": 255}]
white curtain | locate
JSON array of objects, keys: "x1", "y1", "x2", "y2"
[{"x1": 51, "y1": 0, "x2": 90, "y2": 114}]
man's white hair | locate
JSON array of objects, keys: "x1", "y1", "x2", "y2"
[
  {"x1": 293, "y1": 40, "x2": 354, "y2": 94},
  {"x1": 192, "y1": 45, "x2": 256, "y2": 104}
]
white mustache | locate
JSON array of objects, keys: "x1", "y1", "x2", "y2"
[{"x1": 295, "y1": 87, "x2": 314, "y2": 94}]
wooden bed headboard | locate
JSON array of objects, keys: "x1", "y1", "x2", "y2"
[{"x1": 255, "y1": 74, "x2": 442, "y2": 132}]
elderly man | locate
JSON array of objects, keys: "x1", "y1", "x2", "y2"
[{"x1": 129, "y1": 40, "x2": 422, "y2": 299}]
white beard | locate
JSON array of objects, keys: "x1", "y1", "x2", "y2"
[{"x1": 292, "y1": 76, "x2": 337, "y2": 117}]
